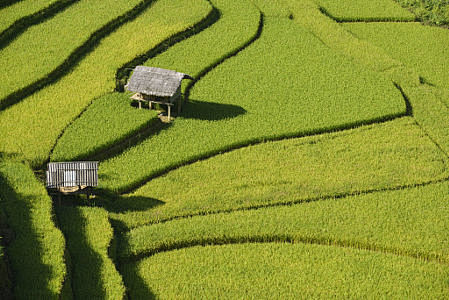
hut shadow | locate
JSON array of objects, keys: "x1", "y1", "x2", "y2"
[
  {"x1": 94, "y1": 188, "x2": 165, "y2": 214},
  {"x1": 181, "y1": 99, "x2": 246, "y2": 121}
]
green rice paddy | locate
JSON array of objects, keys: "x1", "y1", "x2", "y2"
[{"x1": 0, "y1": 0, "x2": 448, "y2": 298}]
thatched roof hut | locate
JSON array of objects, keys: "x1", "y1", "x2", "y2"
[{"x1": 125, "y1": 66, "x2": 193, "y2": 120}]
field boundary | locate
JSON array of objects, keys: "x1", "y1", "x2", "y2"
[
  {"x1": 115, "y1": 0, "x2": 220, "y2": 92},
  {"x1": 0, "y1": 0, "x2": 21, "y2": 10},
  {"x1": 0, "y1": 0, "x2": 79, "y2": 51},
  {"x1": 117, "y1": 108, "x2": 407, "y2": 194},
  {"x1": 111, "y1": 174, "x2": 449, "y2": 230},
  {"x1": 0, "y1": 0, "x2": 159, "y2": 111},
  {"x1": 120, "y1": 234, "x2": 448, "y2": 265},
  {"x1": 318, "y1": 6, "x2": 418, "y2": 23},
  {"x1": 184, "y1": 12, "x2": 264, "y2": 100}
]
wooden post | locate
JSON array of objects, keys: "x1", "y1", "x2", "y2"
[
  {"x1": 168, "y1": 105, "x2": 171, "y2": 120},
  {"x1": 138, "y1": 100, "x2": 142, "y2": 109}
]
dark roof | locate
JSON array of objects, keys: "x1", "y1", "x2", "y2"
[
  {"x1": 46, "y1": 161, "x2": 98, "y2": 188},
  {"x1": 125, "y1": 66, "x2": 193, "y2": 97}
]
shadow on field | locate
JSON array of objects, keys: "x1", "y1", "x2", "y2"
[
  {"x1": 121, "y1": 261, "x2": 156, "y2": 299},
  {"x1": 0, "y1": 173, "x2": 55, "y2": 299},
  {"x1": 181, "y1": 99, "x2": 246, "y2": 121},
  {"x1": 85, "y1": 119, "x2": 171, "y2": 163},
  {"x1": 95, "y1": 188, "x2": 165, "y2": 214},
  {"x1": 55, "y1": 206, "x2": 106, "y2": 299}
]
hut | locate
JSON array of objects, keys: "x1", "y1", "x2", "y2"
[
  {"x1": 125, "y1": 66, "x2": 193, "y2": 120},
  {"x1": 46, "y1": 161, "x2": 98, "y2": 200}
]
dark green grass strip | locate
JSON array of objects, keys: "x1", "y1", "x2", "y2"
[
  {"x1": 0, "y1": 0, "x2": 79, "y2": 51},
  {"x1": 318, "y1": 6, "x2": 418, "y2": 23},
  {"x1": 0, "y1": 0, "x2": 21, "y2": 10},
  {"x1": 0, "y1": 0, "x2": 159, "y2": 111},
  {"x1": 0, "y1": 160, "x2": 66, "y2": 299},
  {"x1": 121, "y1": 235, "x2": 448, "y2": 266}
]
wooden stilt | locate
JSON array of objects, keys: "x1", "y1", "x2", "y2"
[
  {"x1": 138, "y1": 100, "x2": 142, "y2": 109},
  {"x1": 168, "y1": 105, "x2": 171, "y2": 120}
]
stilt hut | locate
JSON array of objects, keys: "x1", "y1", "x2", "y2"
[
  {"x1": 125, "y1": 66, "x2": 193, "y2": 120},
  {"x1": 46, "y1": 161, "x2": 98, "y2": 200}
]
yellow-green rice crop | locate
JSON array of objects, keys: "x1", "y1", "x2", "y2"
[
  {"x1": 315, "y1": 0, "x2": 416, "y2": 21},
  {"x1": 99, "y1": 17, "x2": 405, "y2": 193},
  {"x1": 53, "y1": 0, "x2": 259, "y2": 163},
  {"x1": 249, "y1": 0, "x2": 291, "y2": 17},
  {"x1": 0, "y1": 0, "x2": 61, "y2": 33},
  {"x1": 283, "y1": 0, "x2": 404, "y2": 73},
  {"x1": 0, "y1": 160, "x2": 66, "y2": 299},
  {"x1": 0, "y1": 0, "x2": 211, "y2": 167},
  {"x1": 51, "y1": 93, "x2": 159, "y2": 161},
  {"x1": 0, "y1": 0, "x2": 144, "y2": 103},
  {"x1": 147, "y1": 0, "x2": 260, "y2": 83},
  {"x1": 344, "y1": 22, "x2": 449, "y2": 92},
  {"x1": 108, "y1": 117, "x2": 448, "y2": 228},
  {"x1": 122, "y1": 181, "x2": 449, "y2": 262},
  {"x1": 57, "y1": 206, "x2": 125, "y2": 300},
  {"x1": 122, "y1": 243, "x2": 449, "y2": 299}
]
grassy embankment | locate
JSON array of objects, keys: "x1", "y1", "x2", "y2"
[
  {"x1": 57, "y1": 206, "x2": 125, "y2": 299},
  {"x1": 123, "y1": 242, "x2": 449, "y2": 299},
  {"x1": 109, "y1": 117, "x2": 449, "y2": 228},
  {"x1": 0, "y1": 0, "x2": 144, "y2": 104},
  {"x1": 316, "y1": 0, "x2": 416, "y2": 21},
  {"x1": 0, "y1": 160, "x2": 66, "y2": 299},
  {"x1": 0, "y1": 0, "x2": 212, "y2": 167},
  {"x1": 96, "y1": 12, "x2": 405, "y2": 193},
  {"x1": 121, "y1": 180, "x2": 449, "y2": 262}
]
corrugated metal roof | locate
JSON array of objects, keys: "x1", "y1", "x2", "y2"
[
  {"x1": 125, "y1": 66, "x2": 193, "y2": 97},
  {"x1": 46, "y1": 161, "x2": 98, "y2": 188}
]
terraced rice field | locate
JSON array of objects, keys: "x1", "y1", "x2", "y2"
[{"x1": 0, "y1": 0, "x2": 448, "y2": 298}]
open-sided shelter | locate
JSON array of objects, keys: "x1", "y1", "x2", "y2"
[
  {"x1": 46, "y1": 161, "x2": 98, "y2": 199},
  {"x1": 125, "y1": 66, "x2": 193, "y2": 120}
]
